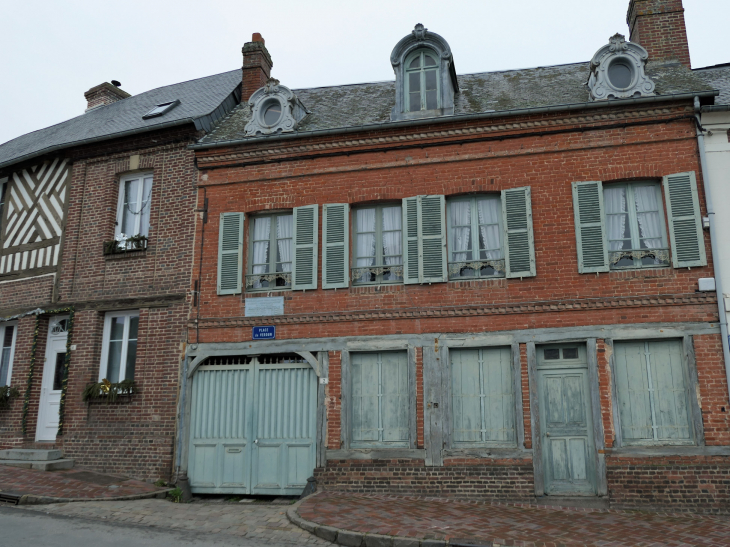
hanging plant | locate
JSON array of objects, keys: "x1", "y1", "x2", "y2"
[
  {"x1": 0, "y1": 386, "x2": 20, "y2": 410},
  {"x1": 103, "y1": 233, "x2": 148, "y2": 255},
  {"x1": 82, "y1": 378, "x2": 137, "y2": 403}
]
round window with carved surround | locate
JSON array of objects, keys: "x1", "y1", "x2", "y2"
[
  {"x1": 607, "y1": 58, "x2": 634, "y2": 90},
  {"x1": 260, "y1": 99, "x2": 282, "y2": 127}
]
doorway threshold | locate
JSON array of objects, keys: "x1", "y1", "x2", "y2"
[{"x1": 535, "y1": 496, "x2": 609, "y2": 510}]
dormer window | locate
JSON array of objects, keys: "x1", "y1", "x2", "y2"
[
  {"x1": 406, "y1": 49, "x2": 440, "y2": 112},
  {"x1": 391, "y1": 24, "x2": 459, "y2": 121},
  {"x1": 244, "y1": 78, "x2": 308, "y2": 136},
  {"x1": 588, "y1": 34, "x2": 655, "y2": 101}
]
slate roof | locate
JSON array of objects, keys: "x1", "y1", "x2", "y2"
[
  {"x1": 693, "y1": 64, "x2": 730, "y2": 105},
  {"x1": 0, "y1": 70, "x2": 242, "y2": 169},
  {"x1": 199, "y1": 60, "x2": 715, "y2": 146}
]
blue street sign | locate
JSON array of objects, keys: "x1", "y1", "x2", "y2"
[{"x1": 252, "y1": 326, "x2": 276, "y2": 340}]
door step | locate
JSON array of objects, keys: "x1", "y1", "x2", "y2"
[
  {"x1": 0, "y1": 458, "x2": 75, "y2": 471},
  {"x1": 536, "y1": 496, "x2": 609, "y2": 509},
  {"x1": 0, "y1": 449, "x2": 62, "y2": 461}
]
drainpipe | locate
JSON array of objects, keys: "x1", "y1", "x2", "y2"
[{"x1": 694, "y1": 96, "x2": 730, "y2": 399}]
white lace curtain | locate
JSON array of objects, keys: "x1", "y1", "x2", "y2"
[
  {"x1": 477, "y1": 199, "x2": 502, "y2": 260},
  {"x1": 634, "y1": 186, "x2": 663, "y2": 250},
  {"x1": 450, "y1": 201, "x2": 471, "y2": 262},
  {"x1": 604, "y1": 187, "x2": 628, "y2": 251},
  {"x1": 252, "y1": 217, "x2": 271, "y2": 288},
  {"x1": 356, "y1": 209, "x2": 376, "y2": 283},
  {"x1": 121, "y1": 176, "x2": 152, "y2": 237},
  {"x1": 276, "y1": 216, "x2": 293, "y2": 273},
  {"x1": 605, "y1": 186, "x2": 663, "y2": 252},
  {"x1": 382, "y1": 206, "x2": 402, "y2": 266}
]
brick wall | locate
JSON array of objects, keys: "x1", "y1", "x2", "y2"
[
  {"x1": 607, "y1": 455, "x2": 730, "y2": 513},
  {"x1": 0, "y1": 274, "x2": 55, "y2": 316},
  {"x1": 316, "y1": 459, "x2": 535, "y2": 500},
  {"x1": 627, "y1": 0, "x2": 691, "y2": 68}
]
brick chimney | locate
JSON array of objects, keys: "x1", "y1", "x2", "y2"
[
  {"x1": 627, "y1": 0, "x2": 691, "y2": 68},
  {"x1": 84, "y1": 82, "x2": 130, "y2": 111},
  {"x1": 241, "y1": 33, "x2": 273, "y2": 102}
]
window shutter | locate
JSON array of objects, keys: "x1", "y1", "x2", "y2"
[
  {"x1": 402, "y1": 196, "x2": 419, "y2": 284},
  {"x1": 380, "y1": 352, "x2": 410, "y2": 442},
  {"x1": 418, "y1": 195, "x2": 447, "y2": 283},
  {"x1": 292, "y1": 204, "x2": 318, "y2": 290},
  {"x1": 572, "y1": 181, "x2": 609, "y2": 273},
  {"x1": 217, "y1": 212, "x2": 244, "y2": 295},
  {"x1": 613, "y1": 341, "x2": 653, "y2": 441},
  {"x1": 351, "y1": 353, "x2": 380, "y2": 442},
  {"x1": 647, "y1": 340, "x2": 691, "y2": 441},
  {"x1": 501, "y1": 187, "x2": 536, "y2": 278},
  {"x1": 663, "y1": 172, "x2": 707, "y2": 268},
  {"x1": 322, "y1": 203, "x2": 349, "y2": 289}
]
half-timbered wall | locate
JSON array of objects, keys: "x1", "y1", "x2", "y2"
[{"x1": 0, "y1": 159, "x2": 69, "y2": 276}]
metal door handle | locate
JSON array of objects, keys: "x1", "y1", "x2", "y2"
[
  {"x1": 545, "y1": 432, "x2": 551, "y2": 437},
  {"x1": 254, "y1": 439, "x2": 258, "y2": 444}
]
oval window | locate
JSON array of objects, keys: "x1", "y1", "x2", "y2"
[
  {"x1": 262, "y1": 100, "x2": 282, "y2": 126},
  {"x1": 608, "y1": 60, "x2": 633, "y2": 89}
]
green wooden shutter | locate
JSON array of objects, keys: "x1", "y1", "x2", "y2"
[
  {"x1": 322, "y1": 203, "x2": 349, "y2": 289},
  {"x1": 663, "y1": 172, "x2": 707, "y2": 268},
  {"x1": 572, "y1": 181, "x2": 609, "y2": 273},
  {"x1": 217, "y1": 212, "x2": 244, "y2": 295},
  {"x1": 418, "y1": 195, "x2": 447, "y2": 283},
  {"x1": 381, "y1": 352, "x2": 409, "y2": 443},
  {"x1": 502, "y1": 187, "x2": 536, "y2": 278},
  {"x1": 483, "y1": 347, "x2": 516, "y2": 444},
  {"x1": 402, "y1": 196, "x2": 419, "y2": 284},
  {"x1": 613, "y1": 341, "x2": 654, "y2": 442},
  {"x1": 647, "y1": 340, "x2": 691, "y2": 441},
  {"x1": 451, "y1": 349, "x2": 483, "y2": 443},
  {"x1": 351, "y1": 353, "x2": 380, "y2": 442},
  {"x1": 291, "y1": 205, "x2": 318, "y2": 290}
]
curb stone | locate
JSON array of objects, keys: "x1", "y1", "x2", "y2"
[
  {"x1": 17, "y1": 488, "x2": 174, "y2": 505},
  {"x1": 286, "y1": 498, "x2": 472, "y2": 547}
]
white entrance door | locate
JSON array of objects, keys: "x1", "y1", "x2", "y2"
[{"x1": 36, "y1": 317, "x2": 69, "y2": 441}]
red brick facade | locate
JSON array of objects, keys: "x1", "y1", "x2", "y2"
[
  {"x1": 628, "y1": 0, "x2": 692, "y2": 68},
  {"x1": 189, "y1": 99, "x2": 729, "y2": 511},
  {"x1": 0, "y1": 126, "x2": 200, "y2": 481}
]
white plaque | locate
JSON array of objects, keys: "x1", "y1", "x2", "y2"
[{"x1": 245, "y1": 296, "x2": 284, "y2": 317}]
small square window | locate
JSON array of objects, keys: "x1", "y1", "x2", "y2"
[
  {"x1": 142, "y1": 100, "x2": 180, "y2": 119},
  {"x1": 562, "y1": 348, "x2": 579, "y2": 360},
  {"x1": 544, "y1": 348, "x2": 560, "y2": 360}
]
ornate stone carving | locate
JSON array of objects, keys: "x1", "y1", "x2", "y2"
[
  {"x1": 244, "y1": 78, "x2": 309, "y2": 136},
  {"x1": 351, "y1": 265, "x2": 404, "y2": 282},
  {"x1": 390, "y1": 24, "x2": 458, "y2": 121},
  {"x1": 588, "y1": 34, "x2": 655, "y2": 101}
]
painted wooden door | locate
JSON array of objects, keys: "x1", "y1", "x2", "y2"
[
  {"x1": 537, "y1": 368, "x2": 596, "y2": 495},
  {"x1": 35, "y1": 320, "x2": 68, "y2": 441},
  {"x1": 188, "y1": 358, "x2": 317, "y2": 495}
]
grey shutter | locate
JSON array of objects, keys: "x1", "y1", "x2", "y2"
[
  {"x1": 292, "y1": 204, "x2": 318, "y2": 290},
  {"x1": 351, "y1": 353, "x2": 380, "y2": 443},
  {"x1": 613, "y1": 341, "x2": 654, "y2": 442},
  {"x1": 322, "y1": 203, "x2": 349, "y2": 289},
  {"x1": 663, "y1": 172, "x2": 707, "y2": 268},
  {"x1": 648, "y1": 340, "x2": 691, "y2": 441},
  {"x1": 402, "y1": 196, "x2": 419, "y2": 284},
  {"x1": 502, "y1": 187, "x2": 536, "y2": 278},
  {"x1": 418, "y1": 195, "x2": 447, "y2": 283},
  {"x1": 451, "y1": 349, "x2": 483, "y2": 443},
  {"x1": 217, "y1": 212, "x2": 244, "y2": 295},
  {"x1": 381, "y1": 352, "x2": 410, "y2": 443},
  {"x1": 572, "y1": 181, "x2": 609, "y2": 273}
]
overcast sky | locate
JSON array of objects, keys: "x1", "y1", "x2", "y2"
[{"x1": 1, "y1": 0, "x2": 726, "y2": 145}]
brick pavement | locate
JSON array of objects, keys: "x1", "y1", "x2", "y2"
[
  {"x1": 21, "y1": 498, "x2": 330, "y2": 545},
  {"x1": 297, "y1": 492, "x2": 730, "y2": 546},
  {"x1": 0, "y1": 465, "x2": 165, "y2": 500}
]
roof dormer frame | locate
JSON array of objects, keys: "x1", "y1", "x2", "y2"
[
  {"x1": 390, "y1": 24, "x2": 459, "y2": 121},
  {"x1": 244, "y1": 78, "x2": 309, "y2": 137},
  {"x1": 588, "y1": 34, "x2": 655, "y2": 101}
]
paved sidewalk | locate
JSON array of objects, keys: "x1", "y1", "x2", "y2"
[
  {"x1": 0, "y1": 465, "x2": 167, "y2": 501},
  {"x1": 296, "y1": 492, "x2": 730, "y2": 546},
  {"x1": 21, "y1": 498, "x2": 330, "y2": 545}
]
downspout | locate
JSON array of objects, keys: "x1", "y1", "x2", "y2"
[{"x1": 694, "y1": 96, "x2": 730, "y2": 398}]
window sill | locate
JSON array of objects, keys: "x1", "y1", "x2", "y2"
[
  {"x1": 245, "y1": 288, "x2": 291, "y2": 295},
  {"x1": 104, "y1": 249, "x2": 147, "y2": 261},
  {"x1": 606, "y1": 445, "x2": 727, "y2": 458},
  {"x1": 448, "y1": 277, "x2": 506, "y2": 289},
  {"x1": 327, "y1": 448, "x2": 425, "y2": 460},
  {"x1": 608, "y1": 267, "x2": 672, "y2": 279},
  {"x1": 443, "y1": 447, "x2": 527, "y2": 459}
]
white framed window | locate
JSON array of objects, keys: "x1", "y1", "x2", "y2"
[
  {"x1": 0, "y1": 322, "x2": 17, "y2": 387},
  {"x1": 604, "y1": 182, "x2": 669, "y2": 269},
  {"x1": 352, "y1": 204, "x2": 403, "y2": 285},
  {"x1": 99, "y1": 311, "x2": 139, "y2": 383},
  {"x1": 405, "y1": 49, "x2": 440, "y2": 112},
  {"x1": 116, "y1": 173, "x2": 153, "y2": 240},
  {"x1": 247, "y1": 212, "x2": 293, "y2": 291},
  {"x1": 446, "y1": 195, "x2": 504, "y2": 279}
]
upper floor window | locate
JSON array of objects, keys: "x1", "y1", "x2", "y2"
[
  {"x1": 100, "y1": 311, "x2": 138, "y2": 383},
  {"x1": 604, "y1": 182, "x2": 669, "y2": 269},
  {"x1": 247, "y1": 212, "x2": 293, "y2": 291},
  {"x1": 447, "y1": 195, "x2": 504, "y2": 279},
  {"x1": 116, "y1": 173, "x2": 152, "y2": 240},
  {"x1": 0, "y1": 323, "x2": 17, "y2": 387},
  {"x1": 405, "y1": 49, "x2": 440, "y2": 112},
  {"x1": 352, "y1": 204, "x2": 403, "y2": 285}
]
